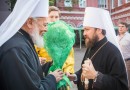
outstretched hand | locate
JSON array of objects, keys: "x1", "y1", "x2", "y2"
[
  {"x1": 50, "y1": 69, "x2": 64, "y2": 82},
  {"x1": 66, "y1": 72, "x2": 77, "y2": 81}
]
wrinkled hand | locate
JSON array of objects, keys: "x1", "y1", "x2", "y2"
[
  {"x1": 82, "y1": 59, "x2": 97, "y2": 79},
  {"x1": 50, "y1": 69, "x2": 64, "y2": 82},
  {"x1": 39, "y1": 57, "x2": 46, "y2": 65},
  {"x1": 66, "y1": 73, "x2": 77, "y2": 81}
]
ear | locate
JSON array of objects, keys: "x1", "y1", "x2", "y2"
[{"x1": 26, "y1": 18, "x2": 33, "y2": 29}]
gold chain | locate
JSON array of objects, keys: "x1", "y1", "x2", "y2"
[
  {"x1": 18, "y1": 31, "x2": 23, "y2": 35},
  {"x1": 90, "y1": 41, "x2": 108, "y2": 60}
]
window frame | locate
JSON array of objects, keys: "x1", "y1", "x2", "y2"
[
  {"x1": 126, "y1": 0, "x2": 130, "y2": 3},
  {"x1": 118, "y1": 0, "x2": 122, "y2": 6},
  {"x1": 98, "y1": 0, "x2": 108, "y2": 9},
  {"x1": 111, "y1": 0, "x2": 115, "y2": 9},
  {"x1": 64, "y1": 0, "x2": 72, "y2": 7},
  {"x1": 79, "y1": 0, "x2": 86, "y2": 8}
]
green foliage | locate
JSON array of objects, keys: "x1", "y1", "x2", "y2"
[
  {"x1": 10, "y1": 0, "x2": 16, "y2": 10},
  {"x1": 49, "y1": 0, "x2": 55, "y2": 6},
  {"x1": 5, "y1": 0, "x2": 16, "y2": 11}
]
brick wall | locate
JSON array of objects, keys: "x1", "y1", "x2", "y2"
[{"x1": 56, "y1": 0, "x2": 130, "y2": 27}]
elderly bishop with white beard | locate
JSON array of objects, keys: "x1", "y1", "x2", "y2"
[{"x1": 0, "y1": 0, "x2": 64, "y2": 90}]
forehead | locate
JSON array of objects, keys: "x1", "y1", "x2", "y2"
[
  {"x1": 49, "y1": 11, "x2": 59, "y2": 15},
  {"x1": 37, "y1": 17, "x2": 47, "y2": 20},
  {"x1": 118, "y1": 24, "x2": 125, "y2": 27},
  {"x1": 36, "y1": 17, "x2": 48, "y2": 22}
]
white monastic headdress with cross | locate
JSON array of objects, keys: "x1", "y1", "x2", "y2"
[{"x1": 83, "y1": 7, "x2": 120, "y2": 51}]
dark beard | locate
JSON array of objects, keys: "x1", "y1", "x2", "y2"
[{"x1": 85, "y1": 35, "x2": 98, "y2": 48}]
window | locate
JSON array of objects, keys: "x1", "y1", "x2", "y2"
[
  {"x1": 79, "y1": 0, "x2": 86, "y2": 8},
  {"x1": 126, "y1": 0, "x2": 130, "y2": 3},
  {"x1": 64, "y1": 0, "x2": 72, "y2": 7},
  {"x1": 118, "y1": 0, "x2": 122, "y2": 6},
  {"x1": 98, "y1": 0, "x2": 108, "y2": 9},
  {"x1": 111, "y1": 0, "x2": 115, "y2": 9}
]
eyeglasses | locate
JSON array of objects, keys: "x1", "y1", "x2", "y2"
[{"x1": 36, "y1": 22, "x2": 48, "y2": 28}]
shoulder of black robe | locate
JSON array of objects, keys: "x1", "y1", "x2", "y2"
[{"x1": 0, "y1": 30, "x2": 57, "y2": 90}]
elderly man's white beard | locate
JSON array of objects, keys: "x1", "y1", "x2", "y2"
[{"x1": 30, "y1": 26, "x2": 44, "y2": 48}]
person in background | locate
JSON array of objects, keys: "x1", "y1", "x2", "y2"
[
  {"x1": 67, "y1": 7, "x2": 128, "y2": 90},
  {"x1": 48, "y1": 6, "x2": 60, "y2": 22},
  {"x1": 36, "y1": 6, "x2": 75, "y2": 75},
  {"x1": 0, "y1": 0, "x2": 63, "y2": 90},
  {"x1": 117, "y1": 22, "x2": 130, "y2": 90}
]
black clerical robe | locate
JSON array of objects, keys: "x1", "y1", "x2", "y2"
[
  {"x1": 0, "y1": 29, "x2": 57, "y2": 90},
  {"x1": 75, "y1": 37, "x2": 128, "y2": 90}
]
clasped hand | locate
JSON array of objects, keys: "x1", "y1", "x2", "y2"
[{"x1": 82, "y1": 59, "x2": 97, "y2": 79}]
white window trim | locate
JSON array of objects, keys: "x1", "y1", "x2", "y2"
[
  {"x1": 111, "y1": 0, "x2": 114, "y2": 9},
  {"x1": 98, "y1": 0, "x2": 108, "y2": 9},
  {"x1": 118, "y1": 0, "x2": 122, "y2": 6},
  {"x1": 126, "y1": 0, "x2": 130, "y2": 3},
  {"x1": 106, "y1": 0, "x2": 108, "y2": 9},
  {"x1": 64, "y1": 0, "x2": 72, "y2": 7}
]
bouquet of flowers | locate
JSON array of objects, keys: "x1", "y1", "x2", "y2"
[{"x1": 44, "y1": 20, "x2": 75, "y2": 89}]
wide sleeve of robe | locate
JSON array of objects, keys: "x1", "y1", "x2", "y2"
[{"x1": 0, "y1": 47, "x2": 57, "y2": 90}]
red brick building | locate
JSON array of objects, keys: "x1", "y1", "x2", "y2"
[
  {"x1": 111, "y1": 0, "x2": 130, "y2": 26},
  {"x1": 56, "y1": 0, "x2": 130, "y2": 28}
]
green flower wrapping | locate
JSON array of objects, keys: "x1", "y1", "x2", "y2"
[{"x1": 44, "y1": 20, "x2": 75, "y2": 89}]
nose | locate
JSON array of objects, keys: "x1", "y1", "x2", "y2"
[
  {"x1": 43, "y1": 25, "x2": 47, "y2": 32},
  {"x1": 118, "y1": 27, "x2": 122, "y2": 30},
  {"x1": 83, "y1": 30, "x2": 86, "y2": 36},
  {"x1": 52, "y1": 18, "x2": 57, "y2": 22},
  {"x1": 40, "y1": 24, "x2": 47, "y2": 35},
  {"x1": 44, "y1": 23, "x2": 48, "y2": 30}
]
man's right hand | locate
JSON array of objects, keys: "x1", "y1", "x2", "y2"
[
  {"x1": 67, "y1": 73, "x2": 77, "y2": 81},
  {"x1": 49, "y1": 69, "x2": 64, "y2": 82}
]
